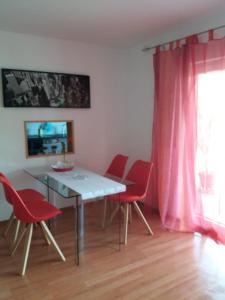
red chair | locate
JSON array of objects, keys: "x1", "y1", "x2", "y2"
[
  {"x1": 0, "y1": 175, "x2": 66, "y2": 276},
  {"x1": 110, "y1": 160, "x2": 154, "y2": 244},
  {"x1": 102, "y1": 154, "x2": 128, "y2": 228},
  {"x1": 105, "y1": 154, "x2": 129, "y2": 179},
  {"x1": 0, "y1": 173, "x2": 46, "y2": 246}
]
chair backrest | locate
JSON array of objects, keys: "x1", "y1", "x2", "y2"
[
  {"x1": 106, "y1": 154, "x2": 129, "y2": 179},
  {"x1": 0, "y1": 175, "x2": 35, "y2": 223},
  {"x1": 0, "y1": 172, "x2": 14, "y2": 205},
  {"x1": 125, "y1": 160, "x2": 153, "y2": 197}
]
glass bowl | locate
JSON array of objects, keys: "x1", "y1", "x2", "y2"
[{"x1": 51, "y1": 161, "x2": 74, "y2": 172}]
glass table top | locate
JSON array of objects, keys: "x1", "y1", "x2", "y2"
[
  {"x1": 24, "y1": 167, "x2": 80, "y2": 199},
  {"x1": 24, "y1": 166, "x2": 132, "y2": 200}
]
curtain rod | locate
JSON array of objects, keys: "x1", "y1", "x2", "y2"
[{"x1": 142, "y1": 23, "x2": 225, "y2": 52}]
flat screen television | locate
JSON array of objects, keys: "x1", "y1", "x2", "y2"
[{"x1": 24, "y1": 120, "x2": 74, "y2": 158}]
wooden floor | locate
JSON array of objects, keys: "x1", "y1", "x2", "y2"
[{"x1": 1, "y1": 202, "x2": 225, "y2": 300}]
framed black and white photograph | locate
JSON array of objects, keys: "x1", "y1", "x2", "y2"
[{"x1": 1, "y1": 68, "x2": 90, "y2": 108}]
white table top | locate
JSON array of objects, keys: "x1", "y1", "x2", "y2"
[{"x1": 25, "y1": 165, "x2": 126, "y2": 200}]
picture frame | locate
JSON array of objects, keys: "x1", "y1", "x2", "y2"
[{"x1": 1, "y1": 68, "x2": 90, "y2": 108}]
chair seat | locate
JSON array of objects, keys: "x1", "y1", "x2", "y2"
[
  {"x1": 23, "y1": 200, "x2": 62, "y2": 222},
  {"x1": 18, "y1": 189, "x2": 46, "y2": 202},
  {"x1": 109, "y1": 186, "x2": 144, "y2": 203},
  {"x1": 17, "y1": 189, "x2": 59, "y2": 222}
]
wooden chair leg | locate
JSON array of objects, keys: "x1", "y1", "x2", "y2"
[
  {"x1": 110, "y1": 204, "x2": 120, "y2": 223},
  {"x1": 133, "y1": 202, "x2": 153, "y2": 236},
  {"x1": 123, "y1": 203, "x2": 129, "y2": 245},
  {"x1": 129, "y1": 204, "x2": 132, "y2": 224},
  {"x1": 102, "y1": 197, "x2": 107, "y2": 229},
  {"x1": 20, "y1": 224, "x2": 33, "y2": 276},
  {"x1": 11, "y1": 224, "x2": 28, "y2": 256},
  {"x1": 38, "y1": 223, "x2": 51, "y2": 245},
  {"x1": 3, "y1": 212, "x2": 15, "y2": 238},
  {"x1": 12, "y1": 220, "x2": 21, "y2": 246},
  {"x1": 40, "y1": 221, "x2": 66, "y2": 262}
]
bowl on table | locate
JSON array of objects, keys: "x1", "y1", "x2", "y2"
[{"x1": 51, "y1": 161, "x2": 74, "y2": 172}]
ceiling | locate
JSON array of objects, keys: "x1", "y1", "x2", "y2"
[{"x1": 0, "y1": 0, "x2": 224, "y2": 48}]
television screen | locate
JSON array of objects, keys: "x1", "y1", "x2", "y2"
[{"x1": 24, "y1": 120, "x2": 74, "y2": 157}]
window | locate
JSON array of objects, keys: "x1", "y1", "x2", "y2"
[{"x1": 197, "y1": 70, "x2": 225, "y2": 224}]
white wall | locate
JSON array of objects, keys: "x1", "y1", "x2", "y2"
[{"x1": 0, "y1": 30, "x2": 132, "y2": 220}]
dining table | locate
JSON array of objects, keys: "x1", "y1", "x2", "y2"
[{"x1": 24, "y1": 164, "x2": 126, "y2": 265}]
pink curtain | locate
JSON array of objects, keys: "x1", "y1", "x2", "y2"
[{"x1": 150, "y1": 33, "x2": 225, "y2": 243}]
